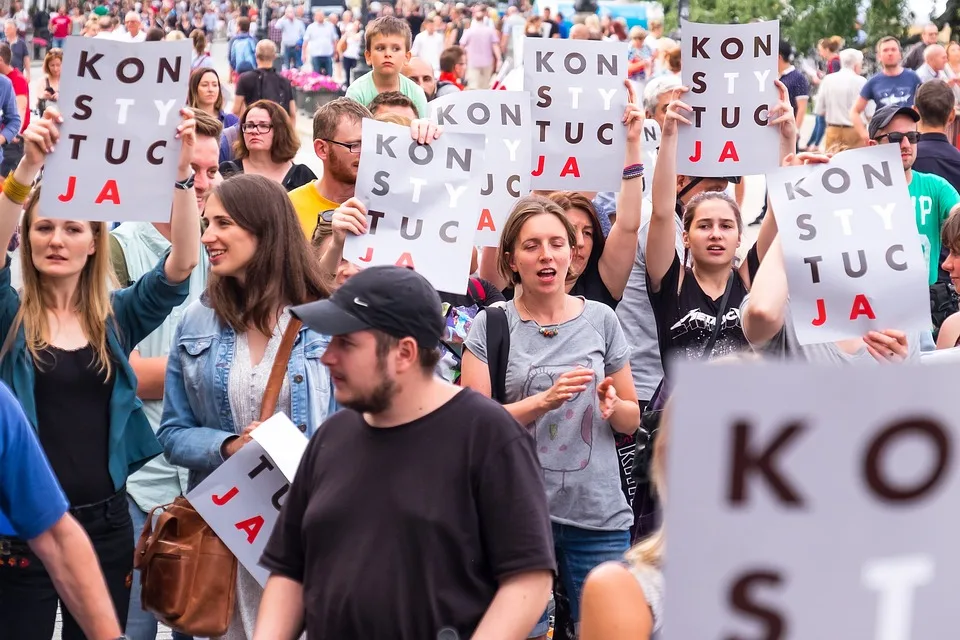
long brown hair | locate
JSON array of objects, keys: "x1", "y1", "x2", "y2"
[
  {"x1": 187, "y1": 67, "x2": 223, "y2": 113},
  {"x1": 234, "y1": 99, "x2": 300, "y2": 164},
  {"x1": 12, "y1": 186, "x2": 117, "y2": 375},
  {"x1": 206, "y1": 175, "x2": 328, "y2": 334}
]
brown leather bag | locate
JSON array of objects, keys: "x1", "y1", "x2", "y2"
[{"x1": 133, "y1": 318, "x2": 303, "y2": 636}]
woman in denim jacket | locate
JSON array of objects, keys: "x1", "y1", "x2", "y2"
[
  {"x1": 0, "y1": 109, "x2": 201, "y2": 638},
  {"x1": 159, "y1": 174, "x2": 334, "y2": 640}
]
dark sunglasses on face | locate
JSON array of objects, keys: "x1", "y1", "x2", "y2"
[{"x1": 874, "y1": 131, "x2": 920, "y2": 145}]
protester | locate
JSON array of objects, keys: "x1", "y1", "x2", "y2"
[
  {"x1": 0, "y1": 107, "x2": 200, "y2": 638},
  {"x1": 117, "y1": 11, "x2": 145, "y2": 42},
  {"x1": 917, "y1": 44, "x2": 948, "y2": 83},
  {"x1": 0, "y1": 382, "x2": 125, "y2": 640},
  {"x1": 110, "y1": 110, "x2": 221, "y2": 640},
  {"x1": 480, "y1": 82, "x2": 645, "y2": 308},
  {"x1": 778, "y1": 40, "x2": 810, "y2": 144},
  {"x1": 903, "y1": 22, "x2": 940, "y2": 70},
  {"x1": 303, "y1": 10, "x2": 338, "y2": 76},
  {"x1": 461, "y1": 195, "x2": 640, "y2": 637},
  {"x1": 367, "y1": 90, "x2": 418, "y2": 120},
  {"x1": 191, "y1": 28, "x2": 213, "y2": 69},
  {"x1": 274, "y1": 6, "x2": 304, "y2": 70},
  {"x1": 410, "y1": 14, "x2": 444, "y2": 73},
  {"x1": 627, "y1": 26, "x2": 652, "y2": 82},
  {"x1": 158, "y1": 174, "x2": 335, "y2": 640},
  {"x1": 814, "y1": 48, "x2": 867, "y2": 152},
  {"x1": 851, "y1": 37, "x2": 922, "y2": 145},
  {"x1": 220, "y1": 99, "x2": 315, "y2": 191},
  {"x1": 935, "y1": 208, "x2": 960, "y2": 348},
  {"x1": 3, "y1": 20, "x2": 28, "y2": 81},
  {"x1": 437, "y1": 45, "x2": 466, "y2": 90},
  {"x1": 579, "y1": 399, "x2": 668, "y2": 640},
  {"x1": 253, "y1": 265, "x2": 554, "y2": 639},
  {"x1": 345, "y1": 15, "x2": 429, "y2": 118},
  {"x1": 804, "y1": 36, "x2": 844, "y2": 151},
  {"x1": 915, "y1": 80, "x2": 960, "y2": 192},
  {"x1": 233, "y1": 40, "x2": 297, "y2": 126},
  {"x1": 337, "y1": 20, "x2": 361, "y2": 87},
  {"x1": 189, "y1": 68, "x2": 239, "y2": 129},
  {"x1": 642, "y1": 74, "x2": 682, "y2": 130},
  {"x1": 228, "y1": 16, "x2": 257, "y2": 79},
  {"x1": 49, "y1": 5, "x2": 71, "y2": 49},
  {"x1": 31, "y1": 46, "x2": 60, "y2": 115},
  {"x1": 459, "y1": 5, "x2": 501, "y2": 89},
  {"x1": 402, "y1": 56, "x2": 453, "y2": 100},
  {"x1": 0, "y1": 42, "x2": 29, "y2": 179}
]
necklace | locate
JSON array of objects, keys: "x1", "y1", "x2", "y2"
[{"x1": 518, "y1": 296, "x2": 562, "y2": 338}]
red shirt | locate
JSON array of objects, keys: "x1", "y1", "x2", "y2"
[
  {"x1": 50, "y1": 14, "x2": 71, "y2": 39},
  {"x1": 438, "y1": 71, "x2": 464, "y2": 90},
  {"x1": 6, "y1": 68, "x2": 28, "y2": 133}
]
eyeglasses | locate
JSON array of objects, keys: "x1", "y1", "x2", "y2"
[
  {"x1": 241, "y1": 122, "x2": 274, "y2": 134},
  {"x1": 323, "y1": 138, "x2": 362, "y2": 154},
  {"x1": 873, "y1": 131, "x2": 920, "y2": 145}
]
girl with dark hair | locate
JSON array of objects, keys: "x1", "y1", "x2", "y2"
[{"x1": 159, "y1": 173, "x2": 334, "y2": 640}]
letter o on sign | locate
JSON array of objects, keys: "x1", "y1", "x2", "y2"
[{"x1": 863, "y1": 419, "x2": 951, "y2": 503}]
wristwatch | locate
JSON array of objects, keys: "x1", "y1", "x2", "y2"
[{"x1": 174, "y1": 171, "x2": 195, "y2": 190}]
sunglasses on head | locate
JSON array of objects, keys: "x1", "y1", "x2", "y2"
[{"x1": 874, "y1": 131, "x2": 920, "y2": 145}]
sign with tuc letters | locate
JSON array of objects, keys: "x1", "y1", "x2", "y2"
[
  {"x1": 768, "y1": 144, "x2": 930, "y2": 344},
  {"x1": 666, "y1": 361, "x2": 960, "y2": 640},
  {"x1": 343, "y1": 119, "x2": 486, "y2": 294},
  {"x1": 677, "y1": 20, "x2": 780, "y2": 178},
  {"x1": 188, "y1": 414, "x2": 307, "y2": 586},
  {"x1": 40, "y1": 37, "x2": 192, "y2": 222},
  {"x1": 523, "y1": 37, "x2": 628, "y2": 192},
  {"x1": 430, "y1": 90, "x2": 532, "y2": 247}
]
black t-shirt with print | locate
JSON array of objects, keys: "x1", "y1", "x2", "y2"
[
  {"x1": 260, "y1": 389, "x2": 556, "y2": 640},
  {"x1": 647, "y1": 251, "x2": 757, "y2": 372}
]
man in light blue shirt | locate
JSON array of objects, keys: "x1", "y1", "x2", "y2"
[{"x1": 275, "y1": 6, "x2": 306, "y2": 70}]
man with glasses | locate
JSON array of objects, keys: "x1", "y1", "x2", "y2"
[
  {"x1": 117, "y1": 11, "x2": 145, "y2": 43},
  {"x1": 868, "y1": 105, "x2": 960, "y2": 309}
]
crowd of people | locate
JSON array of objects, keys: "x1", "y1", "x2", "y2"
[{"x1": 1, "y1": 1, "x2": 960, "y2": 640}]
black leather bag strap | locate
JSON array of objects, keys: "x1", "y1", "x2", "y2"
[{"x1": 485, "y1": 306, "x2": 510, "y2": 404}]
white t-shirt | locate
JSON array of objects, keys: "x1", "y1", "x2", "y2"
[
  {"x1": 411, "y1": 30, "x2": 445, "y2": 71},
  {"x1": 303, "y1": 21, "x2": 337, "y2": 58},
  {"x1": 116, "y1": 29, "x2": 147, "y2": 42}
]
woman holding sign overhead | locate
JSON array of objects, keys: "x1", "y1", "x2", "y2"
[
  {"x1": 158, "y1": 173, "x2": 335, "y2": 640},
  {"x1": 0, "y1": 107, "x2": 201, "y2": 639}
]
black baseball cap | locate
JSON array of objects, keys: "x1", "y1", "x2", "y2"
[
  {"x1": 290, "y1": 265, "x2": 444, "y2": 348},
  {"x1": 868, "y1": 105, "x2": 920, "y2": 140}
]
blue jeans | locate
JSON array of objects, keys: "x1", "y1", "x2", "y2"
[
  {"x1": 52, "y1": 37, "x2": 65, "y2": 49},
  {"x1": 126, "y1": 495, "x2": 193, "y2": 640},
  {"x1": 312, "y1": 55, "x2": 333, "y2": 76},
  {"x1": 282, "y1": 44, "x2": 299, "y2": 69},
  {"x1": 806, "y1": 114, "x2": 827, "y2": 147},
  {"x1": 531, "y1": 523, "x2": 630, "y2": 635}
]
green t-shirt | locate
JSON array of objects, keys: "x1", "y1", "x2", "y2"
[
  {"x1": 344, "y1": 70, "x2": 430, "y2": 120},
  {"x1": 908, "y1": 170, "x2": 960, "y2": 285}
]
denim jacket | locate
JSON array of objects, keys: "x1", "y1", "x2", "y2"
[
  {"x1": 158, "y1": 298, "x2": 336, "y2": 490},
  {"x1": 0, "y1": 254, "x2": 189, "y2": 493}
]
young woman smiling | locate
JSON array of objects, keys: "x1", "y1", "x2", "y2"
[
  {"x1": 0, "y1": 108, "x2": 200, "y2": 639},
  {"x1": 462, "y1": 196, "x2": 640, "y2": 638},
  {"x1": 219, "y1": 100, "x2": 316, "y2": 191},
  {"x1": 159, "y1": 174, "x2": 334, "y2": 640}
]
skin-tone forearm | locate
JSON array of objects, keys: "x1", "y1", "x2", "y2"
[
  {"x1": 318, "y1": 235, "x2": 344, "y2": 279},
  {"x1": 252, "y1": 575, "x2": 306, "y2": 640},
  {"x1": 608, "y1": 398, "x2": 640, "y2": 434},
  {"x1": 128, "y1": 350, "x2": 166, "y2": 400},
  {"x1": 165, "y1": 168, "x2": 201, "y2": 283},
  {"x1": 472, "y1": 571, "x2": 553, "y2": 640},
  {"x1": 504, "y1": 393, "x2": 550, "y2": 426},
  {"x1": 29, "y1": 515, "x2": 122, "y2": 640},
  {"x1": 0, "y1": 157, "x2": 39, "y2": 249}
]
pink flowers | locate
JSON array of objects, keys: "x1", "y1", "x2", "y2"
[{"x1": 280, "y1": 69, "x2": 343, "y2": 93}]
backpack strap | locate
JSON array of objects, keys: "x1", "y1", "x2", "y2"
[{"x1": 484, "y1": 306, "x2": 510, "y2": 404}]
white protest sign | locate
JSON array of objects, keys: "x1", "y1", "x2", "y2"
[
  {"x1": 249, "y1": 413, "x2": 308, "y2": 482},
  {"x1": 666, "y1": 362, "x2": 960, "y2": 639},
  {"x1": 677, "y1": 20, "x2": 780, "y2": 178},
  {"x1": 188, "y1": 431, "x2": 303, "y2": 586},
  {"x1": 523, "y1": 38, "x2": 628, "y2": 192},
  {"x1": 430, "y1": 90, "x2": 531, "y2": 247},
  {"x1": 343, "y1": 119, "x2": 486, "y2": 294},
  {"x1": 768, "y1": 144, "x2": 930, "y2": 344},
  {"x1": 642, "y1": 119, "x2": 661, "y2": 199},
  {"x1": 40, "y1": 37, "x2": 192, "y2": 222}
]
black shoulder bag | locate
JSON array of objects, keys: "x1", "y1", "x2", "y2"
[{"x1": 484, "y1": 306, "x2": 510, "y2": 404}]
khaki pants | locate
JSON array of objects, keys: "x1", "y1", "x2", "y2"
[
  {"x1": 466, "y1": 65, "x2": 493, "y2": 90},
  {"x1": 824, "y1": 125, "x2": 863, "y2": 153}
]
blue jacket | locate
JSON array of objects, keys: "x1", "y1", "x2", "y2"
[
  {"x1": 0, "y1": 74, "x2": 21, "y2": 163},
  {"x1": 0, "y1": 254, "x2": 189, "y2": 494},
  {"x1": 158, "y1": 298, "x2": 336, "y2": 490}
]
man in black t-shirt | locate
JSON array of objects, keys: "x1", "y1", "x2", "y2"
[
  {"x1": 259, "y1": 266, "x2": 555, "y2": 640},
  {"x1": 233, "y1": 39, "x2": 297, "y2": 127}
]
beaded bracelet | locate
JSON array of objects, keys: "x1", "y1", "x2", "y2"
[
  {"x1": 622, "y1": 163, "x2": 645, "y2": 181},
  {"x1": 3, "y1": 173, "x2": 31, "y2": 205}
]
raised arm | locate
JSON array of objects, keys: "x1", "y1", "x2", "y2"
[
  {"x1": 741, "y1": 236, "x2": 788, "y2": 348},
  {"x1": 646, "y1": 87, "x2": 688, "y2": 292},
  {"x1": 599, "y1": 80, "x2": 644, "y2": 300},
  {"x1": 0, "y1": 108, "x2": 55, "y2": 251},
  {"x1": 165, "y1": 108, "x2": 201, "y2": 284}
]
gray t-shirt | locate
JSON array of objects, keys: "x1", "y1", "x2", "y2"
[
  {"x1": 615, "y1": 213, "x2": 684, "y2": 401},
  {"x1": 741, "y1": 296, "x2": 922, "y2": 363},
  {"x1": 465, "y1": 299, "x2": 633, "y2": 531},
  {"x1": 629, "y1": 563, "x2": 664, "y2": 635}
]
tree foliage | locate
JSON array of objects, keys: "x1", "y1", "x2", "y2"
[{"x1": 863, "y1": 0, "x2": 913, "y2": 47}]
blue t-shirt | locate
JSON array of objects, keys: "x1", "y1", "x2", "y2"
[
  {"x1": 859, "y1": 69, "x2": 923, "y2": 108},
  {"x1": 0, "y1": 383, "x2": 69, "y2": 539}
]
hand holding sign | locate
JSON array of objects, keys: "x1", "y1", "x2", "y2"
[
  {"x1": 22, "y1": 108, "x2": 63, "y2": 168},
  {"x1": 175, "y1": 107, "x2": 196, "y2": 175},
  {"x1": 767, "y1": 79, "x2": 797, "y2": 146},
  {"x1": 410, "y1": 118, "x2": 443, "y2": 145},
  {"x1": 864, "y1": 329, "x2": 910, "y2": 363},
  {"x1": 623, "y1": 80, "x2": 645, "y2": 144},
  {"x1": 331, "y1": 197, "x2": 369, "y2": 244},
  {"x1": 223, "y1": 420, "x2": 260, "y2": 459},
  {"x1": 662, "y1": 86, "x2": 693, "y2": 136}
]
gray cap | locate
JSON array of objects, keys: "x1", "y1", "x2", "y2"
[{"x1": 868, "y1": 105, "x2": 920, "y2": 140}]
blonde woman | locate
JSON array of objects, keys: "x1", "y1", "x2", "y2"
[
  {"x1": 580, "y1": 404, "x2": 668, "y2": 639},
  {"x1": 31, "y1": 47, "x2": 61, "y2": 114},
  {"x1": 0, "y1": 108, "x2": 200, "y2": 637}
]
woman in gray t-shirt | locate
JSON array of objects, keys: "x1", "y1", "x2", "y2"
[{"x1": 462, "y1": 196, "x2": 641, "y2": 633}]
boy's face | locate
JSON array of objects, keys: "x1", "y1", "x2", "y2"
[{"x1": 365, "y1": 33, "x2": 410, "y2": 74}]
